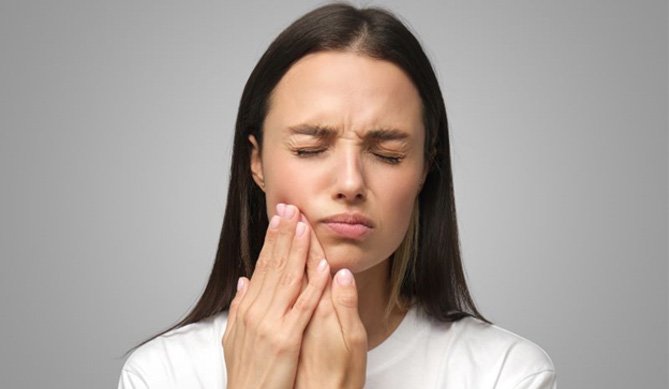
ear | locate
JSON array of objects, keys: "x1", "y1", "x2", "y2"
[{"x1": 248, "y1": 135, "x2": 265, "y2": 192}]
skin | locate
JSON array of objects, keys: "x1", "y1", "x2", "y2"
[{"x1": 224, "y1": 50, "x2": 427, "y2": 388}]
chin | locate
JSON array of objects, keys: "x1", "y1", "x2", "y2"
[{"x1": 321, "y1": 244, "x2": 386, "y2": 274}]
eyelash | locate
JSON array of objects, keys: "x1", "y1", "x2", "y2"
[{"x1": 293, "y1": 148, "x2": 404, "y2": 165}]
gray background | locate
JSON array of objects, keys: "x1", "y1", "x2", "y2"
[{"x1": 1, "y1": 0, "x2": 666, "y2": 388}]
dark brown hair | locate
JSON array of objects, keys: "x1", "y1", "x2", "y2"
[{"x1": 131, "y1": 1, "x2": 490, "y2": 354}]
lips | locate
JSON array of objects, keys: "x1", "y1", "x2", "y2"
[{"x1": 321, "y1": 213, "x2": 374, "y2": 240}]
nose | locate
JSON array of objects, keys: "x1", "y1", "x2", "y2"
[{"x1": 332, "y1": 147, "x2": 366, "y2": 203}]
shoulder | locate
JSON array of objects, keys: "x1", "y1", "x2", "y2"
[
  {"x1": 367, "y1": 308, "x2": 556, "y2": 388},
  {"x1": 119, "y1": 312, "x2": 229, "y2": 388},
  {"x1": 444, "y1": 315, "x2": 557, "y2": 387},
  {"x1": 450, "y1": 316, "x2": 555, "y2": 366}
]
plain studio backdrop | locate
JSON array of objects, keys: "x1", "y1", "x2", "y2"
[{"x1": 0, "y1": 1, "x2": 666, "y2": 388}]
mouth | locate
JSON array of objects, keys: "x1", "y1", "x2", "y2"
[{"x1": 320, "y1": 213, "x2": 374, "y2": 240}]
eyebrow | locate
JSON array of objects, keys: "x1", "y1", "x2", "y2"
[
  {"x1": 287, "y1": 124, "x2": 336, "y2": 139},
  {"x1": 287, "y1": 124, "x2": 409, "y2": 142}
]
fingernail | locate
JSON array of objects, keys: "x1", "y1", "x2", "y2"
[
  {"x1": 296, "y1": 221, "x2": 306, "y2": 237},
  {"x1": 317, "y1": 258, "x2": 328, "y2": 273},
  {"x1": 284, "y1": 204, "x2": 296, "y2": 219},
  {"x1": 269, "y1": 215, "x2": 280, "y2": 229},
  {"x1": 337, "y1": 269, "x2": 353, "y2": 285},
  {"x1": 237, "y1": 277, "x2": 244, "y2": 291},
  {"x1": 276, "y1": 203, "x2": 286, "y2": 217}
]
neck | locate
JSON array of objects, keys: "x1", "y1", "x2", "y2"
[{"x1": 353, "y1": 259, "x2": 408, "y2": 350}]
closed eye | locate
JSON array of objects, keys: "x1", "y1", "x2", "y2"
[
  {"x1": 293, "y1": 148, "x2": 404, "y2": 165},
  {"x1": 374, "y1": 153, "x2": 403, "y2": 165},
  {"x1": 293, "y1": 148, "x2": 326, "y2": 157}
]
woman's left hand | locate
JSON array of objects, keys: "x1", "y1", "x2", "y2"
[{"x1": 294, "y1": 225, "x2": 368, "y2": 389}]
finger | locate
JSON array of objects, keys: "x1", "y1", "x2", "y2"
[
  {"x1": 300, "y1": 215, "x2": 327, "y2": 282},
  {"x1": 241, "y1": 212, "x2": 280, "y2": 307},
  {"x1": 310, "y1": 276, "x2": 337, "y2": 325},
  {"x1": 302, "y1": 278, "x2": 335, "y2": 337},
  {"x1": 331, "y1": 268, "x2": 367, "y2": 350},
  {"x1": 285, "y1": 257, "x2": 331, "y2": 331},
  {"x1": 267, "y1": 215, "x2": 311, "y2": 315},
  {"x1": 252, "y1": 203, "x2": 300, "y2": 313},
  {"x1": 224, "y1": 276, "x2": 248, "y2": 339}
]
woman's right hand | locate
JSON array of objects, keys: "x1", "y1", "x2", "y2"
[{"x1": 222, "y1": 203, "x2": 331, "y2": 389}]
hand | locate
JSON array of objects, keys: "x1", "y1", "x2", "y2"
[
  {"x1": 294, "y1": 220, "x2": 368, "y2": 389},
  {"x1": 222, "y1": 203, "x2": 331, "y2": 389}
]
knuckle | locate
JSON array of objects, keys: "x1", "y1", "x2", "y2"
[
  {"x1": 229, "y1": 298, "x2": 240, "y2": 312},
  {"x1": 272, "y1": 254, "x2": 288, "y2": 270},
  {"x1": 293, "y1": 296, "x2": 311, "y2": 313},
  {"x1": 278, "y1": 270, "x2": 301, "y2": 287},
  {"x1": 242, "y1": 308, "x2": 261, "y2": 328},
  {"x1": 257, "y1": 321, "x2": 274, "y2": 338},
  {"x1": 257, "y1": 324, "x2": 298, "y2": 355},
  {"x1": 262, "y1": 258, "x2": 278, "y2": 270},
  {"x1": 293, "y1": 299, "x2": 309, "y2": 312},
  {"x1": 257, "y1": 254, "x2": 287, "y2": 271},
  {"x1": 269, "y1": 335, "x2": 288, "y2": 354},
  {"x1": 336, "y1": 293, "x2": 357, "y2": 308},
  {"x1": 254, "y1": 257, "x2": 270, "y2": 273},
  {"x1": 268, "y1": 332, "x2": 298, "y2": 355},
  {"x1": 348, "y1": 330, "x2": 367, "y2": 348}
]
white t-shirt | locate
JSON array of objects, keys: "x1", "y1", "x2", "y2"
[{"x1": 118, "y1": 306, "x2": 557, "y2": 388}]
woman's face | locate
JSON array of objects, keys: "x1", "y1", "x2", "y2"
[{"x1": 250, "y1": 51, "x2": 426, "y2": 274}]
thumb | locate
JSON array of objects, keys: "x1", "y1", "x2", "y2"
[{"x1": 331, "y1": 269, "x2": 367, "y2": 349}]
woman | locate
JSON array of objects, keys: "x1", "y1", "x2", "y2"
[{"x1": 119, "y1": 3, "x2": 557, "y2": 388}]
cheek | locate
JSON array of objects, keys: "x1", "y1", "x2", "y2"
[
  {"x1": 382, "y1": 185, "x2": 418, "y2": 236},
  {"x1": 262, "y1": 158, "x2": 324, "y2": 218},
  {"x1": 372, "y1": 168, "x2": 421, "y2": 238}
]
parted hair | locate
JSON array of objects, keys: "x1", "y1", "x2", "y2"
[{"x1": 132, "y1": 1, "x2": 490, "y2": 354}]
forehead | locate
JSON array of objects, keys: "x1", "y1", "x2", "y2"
[{"x1": 263, "y1": 51, "x2": 424, "y2": 140}]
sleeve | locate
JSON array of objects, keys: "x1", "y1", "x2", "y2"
[
  {"x1": 117, "y1": 368, "x2": 150, "y2": 389},
  {"x1": 511, "y1": 370, "x2": 557, "y2": 389}
]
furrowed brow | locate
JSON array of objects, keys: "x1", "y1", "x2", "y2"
[
  {"x1": 287, "y1": 124, "x2": 410, "y2": 143},
  {"x1": 287, "y1": 124, "x2": 338, "y2": 139},
  {"x1": 364, "y1": 128, "x2": 410, "y2": 142}
]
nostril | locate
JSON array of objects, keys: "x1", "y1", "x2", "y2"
[{"x1": 335, "y1": 192, "x2": 365, "y2": 201}]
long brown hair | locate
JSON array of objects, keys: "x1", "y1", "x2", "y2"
[{"x1": 131, "y1": 1, "x2": 490, "y2": 354}]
